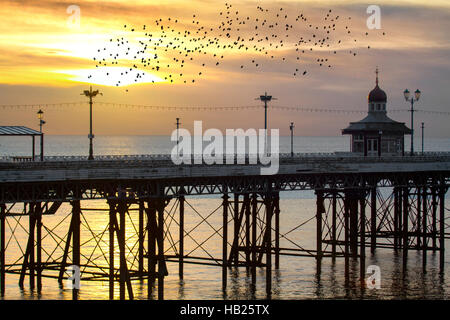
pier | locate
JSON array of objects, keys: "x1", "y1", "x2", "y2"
[{"x1": 0, "y1": 152, "x2": 449, "y2": 299}]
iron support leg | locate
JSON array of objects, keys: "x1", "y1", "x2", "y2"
[
  {"x1": 265, "y1": 193, "x2": 273, "y2": 297},
  {"x1": 72, "y1": 200, "x2": 81, "y2": 300},
  {"x1": 370, "y1": 187, "x2": 377, "y2": 254},
  {"x1": 360, "y1": 192, "x2": 366, "y2": 284},
  {"x1": 222, "y1": 193, "x2": 229, "y2": 291},
  {"x1": 274, "y1": 193, "x2": 280, "y2": 270},
  {"x1": 244, "y1": 194, "x2": 251, "y2": 272},
  {"x1": 251, "y1": 193, "x2": 257, "y2": 287},
  {"x1": 157, "y1": 199, "x2": 166, "y2": 300},
  {"x1": 439, "y1": 187, "x2": 446, "y2": 273},
  {"x1": 316, "y1": 191, "x2": 324, "y2": 271},
  {"x1": 0, "y1": 204, "x2": 6, "y2": 296},
  {"x1": 402, "y1": 187, "x2": 409, "y2": 273},
  {"x1": 179, "y1": 196, "x2": 185, "y2": 279},
  {"x1": 138, "y1": 200, "x2": 144, "y2": 278},
  {"x1": 422, "y1": 187, "x2": 427, "y2": 272}
]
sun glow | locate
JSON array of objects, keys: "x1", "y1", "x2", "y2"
[{"x1": 54, "y1": 67, "x2": 164, "y2": 86}]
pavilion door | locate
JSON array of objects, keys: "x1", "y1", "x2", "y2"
[{"x1": 367, "y1": 138, "x2": 378, "y2": 156}]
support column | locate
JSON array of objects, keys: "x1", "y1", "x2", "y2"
[
  {"x1": 402, "y1": 187, "x2": 409, "y2": 273},
  {"x1": 422, "y1": 186, "x2": 427, "y2": 272},
  {"x1": 0, "y1": 204, "x2": 6, "y2": 297},
  {"x1": 29, "y1": 204, "x2": 35, "y2": 290},
  {"x1": 233, "y1": 193, "x2": 239, "y2": 267},
  {"x1": 370, "y1": 187, "x2": 377, "y2": 254},
  {"x1": 394, "y1": 187, "x2": 399, "y2": 251},
  {"x1": 349, "y1": 192, "x2": 359, "y2": 257},
  {"x1": 36, "y1": 203, "x2": 42, "y2": 293},
  {"x1": 251, "y1": 193, "x2": 257, "y2": 287},
  {"x1": 360, "y1": 190, "x2": 366, "y2": 284},
  {"x1": 108, "y1": 200, "x2": 115, "y2": 300},
  {"x1": 344, "y1": 194, "x2": 350, "y2": 283},
  {"x1": 58, "y1": 210, "x2": 74, "y2": 286},
  {"x1": 316, "y1": 190, "x2": 324, "y2": 271},
  {"x1": 147, "y1": 201, "x2": 157, "y2": 297},
  {"x1": 244, "y1": 194, "x2": 251, "y2": 272},
  {"x1": 72, "y1": 200, "x2": 81, "y2": 300},
  {"x1": 156, "y1": 199, "x2": 166, "y2": 300},
  {"x1": 439, "y1": 186, "x2": 446, "y2": 273},
  {"x1": 19, "y1": 203, "x2": 35, "y2": 289},
  {"x1": 417, "y1": 186, "x2": 422, "y2": 249},
  {"x1": 119, "y1": 201, "x2": 126, "y2": 300},
  {"x1": 138, "y1": 200, "x2": 144, "y2": 278},
  {"x1": 265, "y1": 193, "x2": 272, "y2": 297},
  {"x1": 331, "y1": 192, "x2": 337, "y2": 259},
  {"x1": 274, "y1": 193, "x2": 280, "y2": 270},
  {"x1": 398, "y1": 187, "x2": 403, "y2": 249},
  {"x1": 179, "y1": 196, "x2": 185, "y2": 279},
  {"x1": 115, "y1": 199, "x2": 133, "y2": 300},
  {"x1": 222, "y1": 193, "x2": 229, "y2": 291},
  {"x1": 431, "y1": 187, "x2": 437, "y2": 251}
]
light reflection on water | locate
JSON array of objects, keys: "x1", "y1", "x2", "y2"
[{"x1": 2, "y1": 194, "x2": 449, "y2": 300}]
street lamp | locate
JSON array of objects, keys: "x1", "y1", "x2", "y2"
[
  {"x1": 289, "y1": 122, "x2": 294, "y2": 157},
  {"x1": 175, "y1": 117, "x2": 181, "y2": 156},
  {"x1": 82, "y1": 86, "x2": 102, "y2": 160},
  {"x1": 37, "y1": 109, "x2": 46, "y2": 133},
  {"x1": 421, "y1": 122, "x2": 424, "y2": 155},
  {"x1": 403, "y1": 88, "x2": 421, "y2": 156},
  {"x1": 256, "y1": 92, "x2": 277, "y2": 156},
  {"x1": 37, "y1": 109, "x2": 45, "y2": 161}
]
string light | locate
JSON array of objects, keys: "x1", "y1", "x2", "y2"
[{"x1": 0, "y1": 102, "x2": 448, "y2": 115}]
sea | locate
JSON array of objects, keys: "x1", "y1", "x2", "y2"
[{"x1": 0, "y1": 135, "x2": 449, "y2": 300}]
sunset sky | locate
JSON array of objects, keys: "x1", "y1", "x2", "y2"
[{"x1": 0, "y1": 0, "x2": 449, "y2": 136}]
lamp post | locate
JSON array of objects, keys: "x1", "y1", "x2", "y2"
[
  {"x1": 403, "y1": 88, "x2": 421, "y2": 156},
  {"x1": 289, "y1": 122, "x2": 294, "y2": 157},
  {"x1": 37, "y1": 109, "x2": 45, "y2": 133},
  {"x1": 255, "y1": 92, "x2": 276, "y2": 156},
  {"x1": 421, "y1": 122, "x2": 424, "y2": 155},
  {"x1": 175, "y1": 117, "x2": 181, "y2": 156},
  {"x1": 82, "y1": 86, "x2": 102, "y2": 160},
  {"x1": 37, "y1": 109, "x2": 45, "y2": 161}
]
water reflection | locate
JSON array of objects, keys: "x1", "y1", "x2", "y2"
[{"x1": 1, "y1": 196, "x2": 449, "y2": 300}]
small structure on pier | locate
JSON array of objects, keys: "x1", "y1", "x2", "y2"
[
  {"x1": 0, "y1": 126, "x2": 43, "y2": 161},
  {"x1": 342, "y1": 68, "x2": 411, "y2": 156}
]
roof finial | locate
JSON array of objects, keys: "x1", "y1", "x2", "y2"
[{"x1": 375, "y1": 66, "x2": 379, "y2": 86}]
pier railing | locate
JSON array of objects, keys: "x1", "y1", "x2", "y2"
[{"x1": 1, "y1": 151, "x2": 450, "y2": 165}]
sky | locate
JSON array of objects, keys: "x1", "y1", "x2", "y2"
[{"x1": 0, "y1": 0, "x2": 449, "y2": 137}]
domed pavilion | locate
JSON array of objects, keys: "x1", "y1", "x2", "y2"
[{"x1": 342, "y1": 68, "x2": 412, "y2": 156}]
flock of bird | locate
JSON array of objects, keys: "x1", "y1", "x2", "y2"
[{"x1": 90, "y1": 3, "x2": 385, "y2": 90}]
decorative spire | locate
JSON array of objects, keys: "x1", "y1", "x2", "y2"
[{"x1": 375, "y1": 66, "x2": 379, "y2": 86}]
